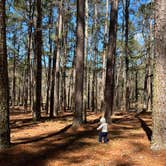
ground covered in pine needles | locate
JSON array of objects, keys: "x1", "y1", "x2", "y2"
[{"x1": 0, "y1": 108, "x2": 166, "y2": 166}]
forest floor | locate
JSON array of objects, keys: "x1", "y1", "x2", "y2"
[{"x1": 0, "y1": 107, "x2": 166, "y2": 166}]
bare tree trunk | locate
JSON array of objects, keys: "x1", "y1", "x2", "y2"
[
  {"x1": 12, "y1": 33, "x2": 16, "y2": 107},
  {"x1": 71, "y1": 54, "x2": 76, "y2": 112},
  {"x1": 45, "y1": 6, "x2": 53, "y2": 114},
  {"x1": 87, "y1": 64, "x2": 91, "y2": 110},
  {"x1": 104, "y1": 0, "x2": 119, "y2": 123},
  {"x1": 54, "y1": 0, "x2": 63, "y2": 116},
  {"x1": 94, "y1": 1, "x2": 98, "y2": 112},
  {"x1": 0, "y1": 0, "x2": 10, "y2": 149},
  {"x1": 83, "y1": 0, "x2": 89, "y2": 122},
  {"x1": 21, "y1": 71, "x2": 25, "y2": 106},
  {"x1": 135, "y1": 70, "x2": 138, "y2": 111},
  {"x1": 18, "y1": 78, "x2": 21, "y2": 105},
  {"x1": 151, "y1": 0, "x2": 166, "y2": 150},
  {"x1": 124, "y1": 0, "x2": 130, "y2": 112},
  {"x1": 114, "y1": 56, "x2": 123, "y2": 110},
  {"x1": 101, "y1": 0, "x2": 109, "y2": 111},
  {"x1": 91, "y1": 2, "x2": 98, "y2": 112},
  {"x1": 49, "y1": 46, "x2": 56, "y2": 118},
  {"x1": 144, "y1": 50, "x2": 150, "y2": 111},
  {"x1": 61, "y1": 2, "x2": 70, "y2": 112},
  {"x1": 73, "y1": 0, "x2": 85, "y2": 126},
  {"x1": 33, "y1": 0, "x2": 42, "y2": 121}
]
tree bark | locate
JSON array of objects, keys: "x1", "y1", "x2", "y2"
[
  {"x1": 73, "y1": 0, "x2": 85, "y2": 126},
  {"x1": 46, "y1": 6, "x2": 53, "y2": 114},
  {"x1": 124, "y1": 0, "x2": 130, "y2": 112},
  {"x1": 26, "y1": 0, "x2": 33, "y2": 111},
  {"x1": 104, "y1": 0, "x2": 119, "y2": 123},
  {"x1": 101, "y1": 0, "x2": 109, "y2": 111},
  {"x1": 33, "y1": 0, "x2": 42, "y2": 121},
  {"x1": 54, "y1": 0, "x2": 63, "y2": 116},
  {"x1": 151, "y1": 0, "x2": 166, "y2": 150},
  {"x1": 12, "y1": 33, "x2": 16, "y2": 107},
  {"x1": 0, "y1": 0, "x2": 10, "y2": 149},
  {"x1": 83, "y1": 0, "x2": 89, "y2": 123}
]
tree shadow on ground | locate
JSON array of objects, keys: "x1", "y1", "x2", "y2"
[
  {"x1": 0, "y1": 121, "x2": 99, "y2": 166},
  {"x1": 0, "y1": 112, "x2": 153, "y2": 166},
  {"x1": 137, "y1": 117, "x2": 152, "y2": 141},
  {"x1": 10, "y1": 114, "x2": 73, "y2": 131},
  {"x1": 12, "y1": 124, "x2": 72, "y2": 145},
  {"x1": 108, "y1": 159, "x2": 134, "y2": 166}
]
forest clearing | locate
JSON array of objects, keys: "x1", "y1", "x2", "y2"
[{"x1": 0, "y1": 108, "x2": 166, "y2": 166}]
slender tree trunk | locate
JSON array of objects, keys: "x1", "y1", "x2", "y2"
[
  {"x1": 73, "y1": 0, "x2": 85, "y2": 126},
  {"x1": 33, "y1": 0, "x2": 42, "y2": 121},
  {"x1": 94, "y1": 1, "x2": 98, "y2": 112},
  {"x1": 12, "y1": 33, "x2": 16, "y2": 107},
  {"x1": 61, "y1": 3, "x2": 70, "y2": 112},
  {"x1": 0, "y1": 0, "x2": 10, "y2": 149},
  {"x1": 25, "y1": 0, "x2": 33, "y2": 111},
  {"x1": 67, "y1": 73, "x2": 72, "y2": 110},
  {"x1": 50, "y1": 11, "x2": 61, "y2": 118},
  {"x1": 45, "y1": 7, "x2": 53, "y2": 114},
  {"x1": 151, "y1": 0, "x2": 166, "y2": 150},
  {"x1": 29, "y1": 1, "x2": 35, "y2": 110},
  {"x1": 83, "y1": 0, "x2": 88, "y2": 122},
  {"x1": 124, "y1": 0, "x2": 130, "y2": 112},
  {"x1": 49, "y1": 47, "x2": 56, "y2": 118},
  {"x1": 54, "y1": 0, "x2": 63, "y2": 116},
  {"x1": 61, "y1": 34, "x2": 67, "y2": 112},
  {"x1": 71, "y1": 54, "x2": 76, "y2": 112},
  {"x1": 101, "y1": 0, "x2": 109, "y2": 111},
  {"x1": 91, "y1": 4, "x2": 98, "y2": 112},
  {"x1": 144, "y1": 50, "x2": 150, "y2": 111},
  {"x1": 135, "y1": 70, "x2": 138, "y2": 111},
  {"x1": 87, "y1": 64, "x2": 91, "y2": 109},
  {"x1": 21, "y1": 72, "x2": 25, "y2": 106},
  {"x1": 104, "y1": 0, "x2": 119, "y2": 123},
  {"x1": 114, "y1": 56, "x2": 122, "y2": 110},
  {"x1": 17, "y1": 77, "x2": 21, "y2": 105}
]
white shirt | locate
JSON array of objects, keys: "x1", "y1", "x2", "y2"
[{"x1": 97, "y1": 122, "x2": 108, "y2": 132}]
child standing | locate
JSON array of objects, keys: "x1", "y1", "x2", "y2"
[{"x1": 97, "y1": 117, "x2": 108, "y2": 143}]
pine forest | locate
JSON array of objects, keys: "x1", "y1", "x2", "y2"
[{"x1": 0, "y1": 0, "x2": 166, "y2": 165}]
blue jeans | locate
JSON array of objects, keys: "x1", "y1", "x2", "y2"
[{"x1": 98, "y1": 132, "x2": 108, "y2": 143}]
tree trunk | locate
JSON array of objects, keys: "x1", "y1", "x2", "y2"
[
  {"x1": 135, "y1": 70, "x2": 138, "y2": 111},
  {"x1": 0, "y1": 0, "x2": 10, "y2": 149},
  {"x1": 151, "y1": 0, "x2": 166, "y2": 150},
  {"x1": 49, "y1": 46, "x2": 56, "y2": 118},
  {"x1": 83, "y1": 0, "x2": 89, "y2": 123},
  {"x1": 45, "y1": 6, "x2": 53, "y2": 114},
  {"x1": 104, "y1": 0, "x2": 119, "y2": 123},
  {"x1": 73, "y1": 0, "x2": 85, "y2": 126},
  {"x1": 12, "y1": 33, "x2": 16, "y2": 107},
  {"x1": 26, "y1": 0, "x2": 33, "y2": 111},
  {"x1": 54, "y1": 0, "x2": 63, "y2": 116},
  {"x1": 60, "y1": 3, "x2": 70, "y2": 112},
  {"x1": 101, "y1": 0, "x2": 109, "y2": 111},
  {"x1": 33, "y1": 0, "x2": 42, "y2": 121},
  {"x1": 124, "y1": 0, "x2": 130, "y2": 112}
]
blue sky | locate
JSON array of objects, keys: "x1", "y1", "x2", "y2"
[{"x1": 6, "y1": 0, "x2": 152, "y2": 66}]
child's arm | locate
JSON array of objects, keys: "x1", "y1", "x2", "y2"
[{"x1": 97, "y1": 124, "x2": 103, "y2": 130}]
